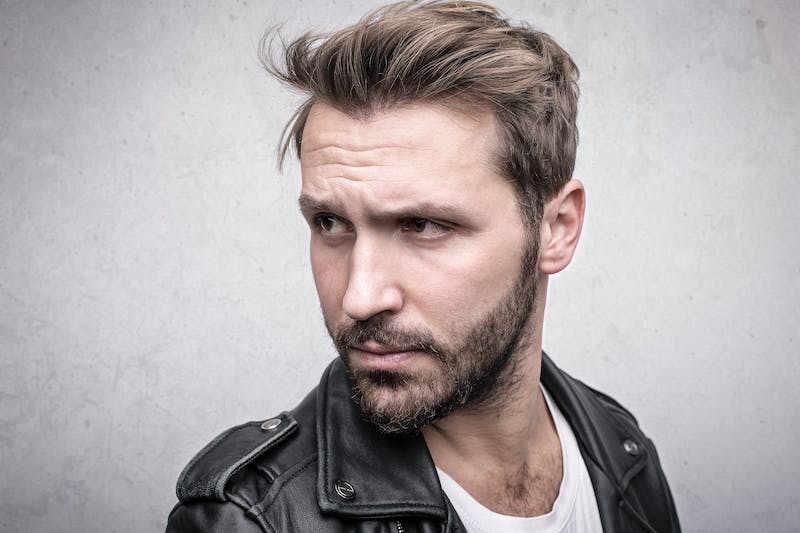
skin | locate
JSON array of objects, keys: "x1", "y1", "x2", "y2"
[{"x1": 299, "y1": 101, "x2": 585, "y2": 516}]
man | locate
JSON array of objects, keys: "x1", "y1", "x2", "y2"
[{"x1": 166, "y1": 2, "x2": 680, "y2": 531}]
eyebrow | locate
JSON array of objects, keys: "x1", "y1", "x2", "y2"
[
  {"x1": 298, "y1": 194, "x2": 329, "y2": 216},
  {"x1": 297, "y1": 194, "x2": 467, "y2": 222}
]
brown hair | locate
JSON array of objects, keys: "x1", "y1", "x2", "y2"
[{"x1": 262, "y1": 0, "x2": 579, "y2": 226}]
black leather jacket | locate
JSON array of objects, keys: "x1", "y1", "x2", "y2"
[{"x1": 166, "y1": 354, "x2": 680, "y2": 532}]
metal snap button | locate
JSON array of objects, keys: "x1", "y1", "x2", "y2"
[
  {"x1": 622, "y1": 439, "x2": 640, "y2": 456},
  {"x1": 334, "y1": 480, "x2": 356, "y2": 500},
  {"x1": 260, "y1": 418, "x2": 282, "y2": 431}
]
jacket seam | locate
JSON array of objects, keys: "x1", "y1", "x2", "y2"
[
  {"x1": 618, "y1": 497, "x2": 659, "y2": 533},
  {"x1": 176, "y1": 415, "x2": 297, "y2": 502},
  {"x1": 215, "y1": 419, "x2": 297, "y2": 500},
  {"x1": 248, "y1": 454, "x2": 318, "y2": 519},
  {"x1": 327, "y1": 502, "x2": 447, "y2": 511},
  {"x1": 563, "y1": 377, "x2": 651, "y2": 491},
  {"x1": 176, "y1": 423, "x2": 246, "y2": 500},
  {"x1": 255, "y1": 462, "x2": 281, "y2": 482}
]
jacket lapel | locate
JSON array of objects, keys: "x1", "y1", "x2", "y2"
[
  {"x1": 540, "y1": 352, "x2": 650, "y2": 531},
  {"x1": 315, "y1": 359, "x2": 448, "y2": 521},
  {"x1": 314, "y1": 354, "x2": 652, "y2": 530}
]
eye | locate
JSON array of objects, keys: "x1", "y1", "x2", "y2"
[
  {"x1": 401, "y1": 218, "x2": 451, "y2": 238},
  {"x1": 313, "y1": 214, "x2": 351, "y2": 236}
]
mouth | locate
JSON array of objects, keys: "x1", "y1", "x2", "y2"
[{"x1": 349, "y1": 342, "x2": 425, "y2": 371}]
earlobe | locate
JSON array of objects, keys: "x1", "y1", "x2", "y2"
[{"x1": 538, "y1": 180, "x2": 585, "y2": 275}]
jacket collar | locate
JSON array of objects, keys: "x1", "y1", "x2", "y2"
[
  {"x1": 315, "y1": 358, "x2": 448, "y2": 520},
  {"x1": 540, "y1": 352, "x2": 649, "y2": 491},
  {"x1": 314, "y1": 353, "x2": 647, "y2": 519}
]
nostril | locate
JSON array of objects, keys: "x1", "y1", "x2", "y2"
[
  {"x1": 342, "y1": 278, "x2": 403, "y2": 322},
  {"x1": 340, "y1": 240, "x2": 404, "y2": 320}
]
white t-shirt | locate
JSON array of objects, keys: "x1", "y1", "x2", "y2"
[{"x1": 436, "y1": 386, "x2": 603, "y2": 533}]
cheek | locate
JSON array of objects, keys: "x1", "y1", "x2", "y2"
[
  {"x1": 409, "y1": 247, "x2": 520, "y2": 318},
  {"x1": 310, "y1": 243, "x2": 348, "y2": 311}
]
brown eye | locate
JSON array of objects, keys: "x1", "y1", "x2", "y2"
[
  {"x1": 408, "y1": 218, "x2": 428, "y2": 232},
  {"x1": 401, "y1": 218, "x2": 451, "y2": 237},
  {"x1": 318, "y1": 215, "x2": 336, "y2": 232},
  {"x1": 313, "y1": 214, "x2": 349, "y2": 236}
]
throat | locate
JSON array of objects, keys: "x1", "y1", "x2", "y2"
[
  {"x1": 432, "y1": 427, "x2": 564, "y2": 517},
  {"x1": 488, "y1": 454, "x2": 563, "y2": 516},
  {"x1": 426, "y1": 385, "x2": 564, "y2": 517}
]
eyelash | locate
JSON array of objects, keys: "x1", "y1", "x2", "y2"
[
  {"x1": 310, "y1": 214, "x2": 451, "y2": 238},
  {"x1": 400, "y1": 218, "x2": 451, "y2": 236},
  {"x1": 312, "y1": 213, "x2": 350, "y2": 233}
]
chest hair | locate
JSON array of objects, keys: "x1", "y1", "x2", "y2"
[{"x1": 480, "y1": 448, "x2": 563, "y2": 517}]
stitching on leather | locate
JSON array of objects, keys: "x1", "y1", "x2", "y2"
[
  {"x1": 331, "y1": 501, "x2": 445, "y2": 510},
  {"x1": 214, "y1": 415, "x2": 298, "y2": 499},
  {"x1": 618, "y1": 498, "x2": 659, "y2": 533},
  {"x1": 228, "y1": 490, "x2": 254, "y2": 511},
  {"x1": 255, "y1": 462, "x2": 280, "y2": 482},
  {"x1": 249, "y1": 455, "x2": 318, "y2": 519},
  {"x1": 177, "y1": 422, "x2": 249, "y2": 499},
  {"x1": 317, "y1": 363, "x2": 334, "y2": 502}
]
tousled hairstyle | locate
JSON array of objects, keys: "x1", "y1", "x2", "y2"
[{"x1": 262, "y1": 0, "x2": 579, "y2": 227}]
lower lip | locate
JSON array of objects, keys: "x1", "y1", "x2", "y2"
[{"x1": 350, "y1": 348, "x2": 423, "y2": 371}]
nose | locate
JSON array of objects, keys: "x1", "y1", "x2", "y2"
[{"x1": 341, "y1": 237, "x2": 403, "y2": 321}]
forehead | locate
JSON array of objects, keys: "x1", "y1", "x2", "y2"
[
  {"x1": 299, "y1": 102, "x2": 508, "y2": 203},
  {"x1": 301, "y1": 101, "x2": 497, "y2": 150}
]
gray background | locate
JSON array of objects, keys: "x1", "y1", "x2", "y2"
[{"x1": 1, "y1": 1, "x2": 798, "y2": 532}]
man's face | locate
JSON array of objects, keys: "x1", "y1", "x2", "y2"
[{"x1": 299, "y1": 102, "x2": 538, "y2": 433}]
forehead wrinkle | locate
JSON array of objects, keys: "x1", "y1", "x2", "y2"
[
  {"x1": 305, "y1": 163, "x2": 395, "y2": 180},
  {"x1": 305, "y1": 166, "x2": 438, "y2": 186},
  {"x1": 303, "y1": 144, "x2": 474, "y2": 181},
  {"x1": 301, "y1": 143, "x2": 435, "y2": 173},
  {"x1": 301, "y1": 141, "x2": 423, "y2": 156},
  {"x1": 299, "y1": 187, "x2": 469, "y2": 222}
]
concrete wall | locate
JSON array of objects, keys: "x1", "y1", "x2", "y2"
[{"x1": 1, "y1": 1, "x2": 797, "y2": 531}]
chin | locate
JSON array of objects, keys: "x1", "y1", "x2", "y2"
[{"x1": 348, "y1": 367, "x2": 459, "y2": 434}]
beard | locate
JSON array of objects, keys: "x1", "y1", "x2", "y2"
[{"x1": 326, "y1": 240, "x2": 539, "y2": 435}]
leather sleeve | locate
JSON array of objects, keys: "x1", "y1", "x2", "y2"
[
  {"x1": 165, "y1": 501, "x2": 264, "y2": 533},
  {"x1": 646, "y1": 437, "x2": 682, "y2": 533}
]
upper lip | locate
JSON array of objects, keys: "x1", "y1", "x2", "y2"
[{"x1": 352, "y1": 342, "x2": 415, "y2": 355}]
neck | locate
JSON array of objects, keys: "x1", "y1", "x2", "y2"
[{"x1": 422, "y1": 278, "x2": 562, "y2": 517}]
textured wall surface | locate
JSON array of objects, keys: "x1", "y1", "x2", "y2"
[{"x1": 1, "y1": 1, "x2": 798, "y2": 532}]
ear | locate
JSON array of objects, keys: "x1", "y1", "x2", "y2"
[{"x1": 538, "y1": 179, "x2": 585, "y2": 275}]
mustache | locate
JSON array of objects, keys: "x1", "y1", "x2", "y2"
[{"x1": 333, "y1": 316, "x2": 444, "y2": 359}]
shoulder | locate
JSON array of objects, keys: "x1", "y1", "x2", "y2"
[
  {"x1": 541, "y1": 353, "x2": 681, "y2": 532},
  {"x1": 175, "y1": 413, "x2": 301, "y2": 503},
  {"x1": 579, "y1": 377, "x2": 641, "y2": 429},
  {"x1": 541, "y1": 352, "x2": 641, "y2": 433},
  {"x1": 166, "y1": 390, "x2": 319, "y2": 532}
]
